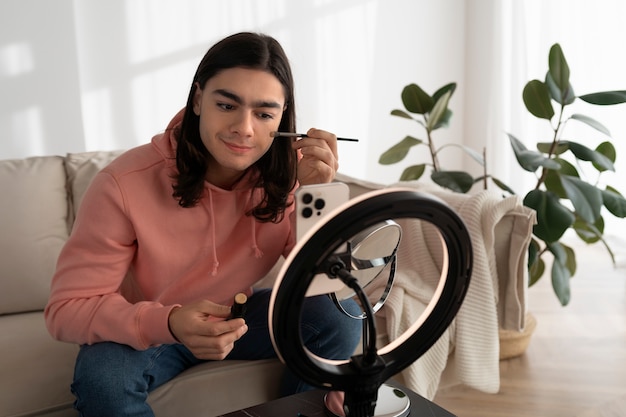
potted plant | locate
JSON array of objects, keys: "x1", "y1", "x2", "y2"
[
  {"x1": 507, "y1": 43, "x2": 626, "y2": 305},
  {"x1": 378, "y1": 82, "x2": 511, "y2": 194},
  {"x1": 379, "y1": 43, "x2": 626, "y2": 307}
]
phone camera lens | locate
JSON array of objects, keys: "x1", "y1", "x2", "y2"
[
  {"x1": 314, "y1": 199, "x2": 326, "y2": 210},
  {"x1": 302, "y1": 207, "x2": 313, "y2": 218},
  {"x1": 301, "y1": 193, "x2": 313, "y2": 204}
]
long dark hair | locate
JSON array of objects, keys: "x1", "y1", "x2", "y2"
[{"x1": 172, "y1": 32, "x2": 297, "y2": 223}]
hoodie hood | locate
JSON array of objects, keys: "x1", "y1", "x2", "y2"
[
  {"x1": 151, "y1": 107, "x2": 264, "y2": 275},
  {"x1": 151, "y1": 107, "x2": 184, "y2": 165}
]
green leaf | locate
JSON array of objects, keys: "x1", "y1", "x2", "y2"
[
  {"x1": 523, "y1": 80, "x2": 555, "y2": 120},
  {"x1": 401, "y1": 84, "x2": 433, "y2": 114},
  {"x1": 551, "y1": 260, "x2": 571, "y2": 306},
  {"x1": 547, "y1": 241, "x2": 576, "y2": 275},
  {"x1": 560, "y1": 175, "x2": 603, "y2": 223},
  {"x1": 529, "y1": 256, "x2": 545, "y2": 287},
  {"x1": 544, "y1": 158, "x2": 581, "y2": 198},
  {"x1": 528, "y1": 238, "x2": 540, "y2": 270},
  {"x1": 546, "y1": 71, "x2": 575, "y2": 105},
  {"x1": 378, "y1": 136, "x2": 423, "y2": 165},
  {"x1": 390, "y1": 109, "x2": 414, "y2": 120},
  {"x1": 431, "y1": 171, "x2": 474, "y2": 193},
  {"x1": 554, "y1": 158, "x2": 580, "y2": 178},
  {"x1": 536, "y1": 141, "x2": 569, "y2": 155},
  {"x1": 554, "y1": 157, "x2": 579, "y2": 177},
  {"x1": 508, "y1": 133, "x2": 561, "y2": 172},
  {"x1": 432, "y1": 82, "x2": 457, "y2": 104},
  {"x1": 544, "y1": 169, "x2": 566, "y2": 198},
  {"x1": 491, "y1": 177, "x2": 516, "y2": 194},
  {"x1": 427, "y1": 90, "x2": 452, "y2": 131},
  {"x1": 547, "y1": 240, "x2": 574, "y2": 306},
  {"x1": 593, "y1": 142, "x2": 616, "y2": 172},
  {"x1": 562, "y1": 243, "x2": 577, "y2": 277},
  {"x1": 548, "y1": 43, "x2": 570, "y2": 93},
  {"x1": 569, "y1": 114, "x2": 611, "y2": 136},
  {"x1": 438, "y1": 143, "x2": 484, "y2": 165},
  {"x1": 602, "y1": 186, "x2": 626, "y2": 218},
  {"x1": 460, "y1": 145, "x2": 484, "y2": 165},
  {"x1": 524, "y1": 189, "x2": 575, "y2": 243},
  {"x1": 400, "y1": 164, "x2": 427, "y2": 181},
  {"x1": 579, "y1": 90, "x2": 626, "y2": 105},
  {"x1": 574, "y1": 216, "x2": 604, "y2": 244},
  {"x1": 563, "y1": 141, "x2": 615, "y2": 171},
  {"x1": 432, "y1": 109, "x2": 453, "y2": 130}
]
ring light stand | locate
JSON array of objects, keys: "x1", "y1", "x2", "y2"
[{"x1": 269, "y1": 187, "x2": 473, "y2": 417}]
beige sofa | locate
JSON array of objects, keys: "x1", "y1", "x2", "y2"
[{"x1": 0, "y1": 150, "x2": 535, "y2": 417}]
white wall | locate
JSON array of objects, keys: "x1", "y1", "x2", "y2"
[
  {"x1": 1, "y1": 0, "x2": 625, "y2": 192},
  {"x1": 0, "y1": 0, "x2": 466, "y2": 185},
  {"x1": 0, "y1": 0, "x2": 85, "y2": 157}
]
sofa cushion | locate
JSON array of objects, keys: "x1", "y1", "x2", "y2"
[
  {"x1": 0, "y1": 312, "x2": 78, "y2": 417},
  {"x1": 148, "y1": 359, "x2": 284, "y2": 416},
  {"x1": 64, "y1": 150, "x2": 125, "y2": 229},
  {"x1": 0, "y1": 156, "x2": 69, "y2": 314}
]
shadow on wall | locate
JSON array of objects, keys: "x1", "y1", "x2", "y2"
[{"x1": 0, "y1": 0, "x2": 379, "y2": 178}]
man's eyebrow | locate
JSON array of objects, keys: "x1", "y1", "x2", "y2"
[{"x1": 212, "y1": 89, "x2": 283, "y2": 109}]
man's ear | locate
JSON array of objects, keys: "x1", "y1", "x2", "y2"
[{"x1": 192, "y1": 82, "x2": 202, "y2": 116}]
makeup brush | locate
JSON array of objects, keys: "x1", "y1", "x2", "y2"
[{"x1": 271, "y1": 132, "x2": 359, "y2": 142}]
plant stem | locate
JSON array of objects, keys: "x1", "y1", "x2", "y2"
[
  {"x1": 483, "y1": 147, "x2": 488, "y2": 189},
  {"x1": 421, "y1": 113, "x2": 441, "y2": 172},
  {"x1": 426, "y1": 128, "x2": 440, "y2": 172},
  {"x1": 534, "y1": 104, "x2": 566, "y2": 190}
]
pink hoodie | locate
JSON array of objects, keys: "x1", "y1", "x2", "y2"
[{"x1": 44, "y1": 110, "x2": 296, "y2": 350}]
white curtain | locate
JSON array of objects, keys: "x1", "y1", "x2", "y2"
[
  {"x1": 464, "y1": 0, "x2": 626, "y2": 247},
  {"x1": 466, "y1": 0, "x2": 625, "y2": 187}
]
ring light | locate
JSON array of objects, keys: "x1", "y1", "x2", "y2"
[{"x1": 269, "y1": 187, "x2": 473, "y2": 417}]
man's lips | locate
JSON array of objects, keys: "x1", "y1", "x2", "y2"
[{"x1": 223, "y1": 140, "x2": 253, "y2": 153}]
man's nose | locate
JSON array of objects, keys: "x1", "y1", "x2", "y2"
[{"x1": 232, "y1": 110, "x2": 254, "y2": 136}]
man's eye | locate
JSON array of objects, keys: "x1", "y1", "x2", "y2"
[
  {"x1": 258, "y1": 112, "x2": 275, "y2": 120},
  {"x1": 218, "y1": 103, "x2": 234, "y2": 111}
]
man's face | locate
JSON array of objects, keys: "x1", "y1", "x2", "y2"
[{"x1": 192, "y1": 67, "x2": 286, "y2": 189}]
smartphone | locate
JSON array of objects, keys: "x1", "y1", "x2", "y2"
[{"x1": 295, "y1": 182, "x2": 350, "y2": 296}]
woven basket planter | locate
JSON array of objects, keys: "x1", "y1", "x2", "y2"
[{"x1": 498, "y1": 312, "x2": 537, "y2": 360}]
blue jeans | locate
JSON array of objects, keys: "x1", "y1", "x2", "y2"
[{"x1": 71, "y1": 289, "x2": 362, "y2": 417}]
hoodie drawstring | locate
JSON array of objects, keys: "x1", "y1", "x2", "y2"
[
  {"x1": 207, "y1": 188, "x2": 219, "y2": 276},
  {"x1": 250, "y1": 219, "x2": 263, "y2": 259},
  {"x1": 203, "y1": 186, "x2": 264, "y2": 276},
  {"x1": 248, "y1": 190, "x2": 263, "y2": 259}
]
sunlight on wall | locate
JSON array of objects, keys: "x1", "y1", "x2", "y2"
[
  {"x1": 8, "y1": 107, "x2": 44, "y2": 156},
  {"x1": 125, "y1": 0, "x2": 287, "y2": 64},
  {"x1": 312, "y1": 1, "x2": 376, "y2": 177},
  {"x1": 81, "y1": 88, "x2": 115, "y2": 151},
  {"x1": 130, "y1": 59, "x2": 196, "y2": 142},
  {"x1": 112, "y1": 0, "x2": 380, "y2": 178},
  {"x1": 115, "y1": 0, "x2": 295, "y2": 147},
  {"x1": 0, "y1": 42, "x2": 39, "y2": 157},
  {"x1": 0, "y1": 42, "x2": 33, "y2": 78}
]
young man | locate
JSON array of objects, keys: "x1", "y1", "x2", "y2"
[{"x1": 45, "y1": 32, "x2": 361, "y2": 416}]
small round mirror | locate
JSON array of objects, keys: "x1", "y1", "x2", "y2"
[{"x1": 332, "y1": 220, "x2": 402, "y2": 318}]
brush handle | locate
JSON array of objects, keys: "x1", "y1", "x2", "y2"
[{"x1": 271, "y1": 132, "x2": 358, "y2": 142}]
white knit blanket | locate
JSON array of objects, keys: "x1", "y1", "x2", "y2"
[{"x1": 369, "y1": 181, "x2": 535, "y2": 399}]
